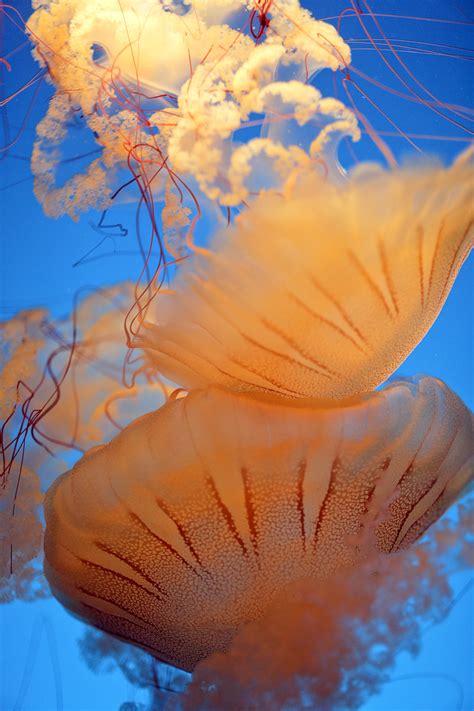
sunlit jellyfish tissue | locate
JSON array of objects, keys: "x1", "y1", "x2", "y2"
[{"x1": 0, "y1": 1, "x2": 473, "y2": 710}]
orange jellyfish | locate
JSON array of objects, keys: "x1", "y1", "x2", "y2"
[
  {"x1": 44, "y1": 375, "x2": 472, "y2": 672},
  {"x1": 141, "y1": 147, "x2": 473, "y2": 399}
]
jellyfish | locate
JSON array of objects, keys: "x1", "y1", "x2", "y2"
[
  {"x1": 26, "y1": 0, "x2": 359, "y2": 229},
  {"x1": 1, "y1": 0, "x2": 473, "y2": 709},
  {"x1": 141, "y1": 146, "x2": 473, "y2": 400},
  {"x1": 0, "y1": 284, "x2": 170, "y2": 603},
  {"x1": 44, "y1": 375, "x2": 473, "y2": 673}
]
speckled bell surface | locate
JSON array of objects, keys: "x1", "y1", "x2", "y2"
[{"x1": 44, "y1": 375, "x2": 472, "y2": 671}]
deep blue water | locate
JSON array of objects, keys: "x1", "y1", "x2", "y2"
[{"x1": 1, "y1": 1, "x2": 472, "y2": 709}]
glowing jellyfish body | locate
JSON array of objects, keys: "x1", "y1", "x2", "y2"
[
  {"x1": 44, "y1": 376, "x2": 472, "y2": 671},
  {"x1": 27, "y1": 0, "x2": 358, "y2": 220},
  {"x1": 142, "y1": 149, "x2": 474, "y2": 400}
]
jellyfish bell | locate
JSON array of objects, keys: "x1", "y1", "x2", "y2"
[
  {"x1": 141, "y1": 146, "x2": 473, "y2": 400},
  {"x1": 43, "y1": 375, "x2": 472, "y2": 672},
  {"x1": 66, "y1": 0, "x2": 246, "y2": 97}
]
